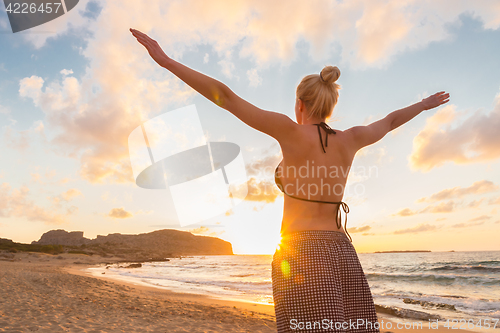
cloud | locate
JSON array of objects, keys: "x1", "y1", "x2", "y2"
[
  {"x1": 245, "y1": 145, "x2": 281, "y2": 178},
  {"x1": 203, "y1": 53, "x2": 209, "y2": 64},
  {"x1": 234, "y1": 177, "x2": 279, "y2": 203},
  {"x1": 134, "y1": 209, "x2": 154, "y2": 215},
  {"x1": 188, "y1": 226, "x2": 222, "y2": 237},
  {"x1": 417, "y1": 180, "x2": 499, "y2": 203},
  {"x1": 3, "y1": 126, "x2": 30, "y2": 151},
  {"x1": 468, "y1": 215, "x2": 491, "y2": 222},
  {"x1": 354, "y1": 146, "x2": 390, "y2": 167},
  {"x1": 395, "y1": 181, "x2": 498, "y2": 218},
  {"x1": 394, "y1": 200, "x2": 456, "y2": 216},
  {"x1": 410, "y1": 94, "x2": 500, "y2": 171},
  {"x1": 107, "y1": 207, "x2": 133, "y2": 219},
  {"x1": 31, "y1": 173, "x2": 42, "y2": 183},
  {"x1": 19, "y1": 76, "x2": 45, "y2": 106},
  {"x1": 45, "y1": 169, "x2": 57, "y2": 180},
  {"x1": 2, "y1": 120, "x2": 46, "y2": 152},
  {"x1": 354, "y1": 1, "x2": 412, "y2": 66},
  {"x1": 29, "y1": 168, "x2": 61, "y2": 185},
  {"x1": 50, "y1": 188, "x2": 83, "y2": 206},
  {"x1": 60, "y1": 69, "x2": 74, "y2": 76},
  {"x1": 0, "y1": 182, "x2": 69, "y2": 225},
  {"x1": 393, "y1": 208, "x2": 417, "y2": 217},
  {"x1": 18, "y1": 59, "x2": 192, "y2": 184},
  {"x1": 467, "y1": 198, "x2": 485, "y2": 208},
  {"x1": 347, "y1": 225, "x2": 371, "y2": 233},
  {"x1": 488, "y1": 196, "x2": 500, "y2": 205},
  {"x1": 393, "y1": 223, "x2": 440, "y2": 234},
  {"x1": 218, "y1": 59, "x2": 236, "y2": 79},
  {"x1": 58, "y1": 177, "x2": 71, "y2": 185},
  {"x1": 420, "y1": 200, "x2": 456, "y2": 213},
  {"x1": 189, "y1": 226, "x2": 211, "y2": 235},
  {"x1": 451, "y1": 221, "x2": 485, "y2": 228},
  {"x1": 247, "y1": 68, "x2": 262, "y2": 87}
]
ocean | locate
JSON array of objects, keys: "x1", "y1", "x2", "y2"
[{"x1": 87, "y1": 251, "x2": 500, "y2": 330}]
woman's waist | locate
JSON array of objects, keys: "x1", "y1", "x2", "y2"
[
  {"x1": 282, "y1": 200, "x2": 348, "y2": 216},
  {"x1": 276, "y1": 229, "x2": 350, "y2": 252},
  {"x1": 281, "y1": 216, "x2": 346, "y2": 231},
  {"x1": 280, "y1": 217, "x2": 348, "y2": 236}
]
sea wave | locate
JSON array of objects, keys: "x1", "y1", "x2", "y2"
[
  {"x1": 430, "y1": 265, "x2": 500, "y2": 272},
  {"x1": 402, "y1": 297, "x2": 456, "y2": 311},
  {"x1": 365, "y1": 272, "x2": 500, "y2": 285},
  {"x1": 374, "y1": 304, "x2": 441, "y2": 320}
]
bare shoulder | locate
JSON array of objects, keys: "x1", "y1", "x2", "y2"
[
  {"x1": 342, "y1": 119, "x2": 392, "y2": 152},
  {"x1": 335, "y1": 127, "x2": 359, "y2": 153}
]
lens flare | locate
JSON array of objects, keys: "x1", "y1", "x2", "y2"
[{"x1": 281, "y1": 260, "x2": 290, "y2": 278}]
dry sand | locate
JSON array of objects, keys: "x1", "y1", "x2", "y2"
[{"x1": 0, "y1": 251, "x2": 480, "y2": 332}]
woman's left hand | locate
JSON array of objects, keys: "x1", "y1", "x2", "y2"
[{"x1": 130, "y1": 28, "x2": 170, "y2": 67}]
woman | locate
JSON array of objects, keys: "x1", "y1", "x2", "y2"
[{"x1": 130, "y1": 28, "x2": 449, "y2": 332}]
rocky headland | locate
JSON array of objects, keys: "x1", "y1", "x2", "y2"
[{"x1": 1, "y1": 229, "x2": 232, "y2": 264}]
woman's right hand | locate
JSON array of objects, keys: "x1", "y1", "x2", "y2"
[
  {"x1": 421, "y1": 91, "x2": 450, "y2": 110},
  {"x1": 130, "y1": 28, "x2": 170, "y2": 68}
]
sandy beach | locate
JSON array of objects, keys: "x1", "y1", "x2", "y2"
[{"x1": 0, "y1": 251, "x2": 480, "y2": 333}]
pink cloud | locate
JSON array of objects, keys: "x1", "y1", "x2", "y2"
[
  {"x1": 451, "y1": 221, "x2": 485, "y2": 228},
  {"x1": 0, "y1": 182, "x2": 70, "y2": 225},
  {"x1": 417, "y1": 180, "x2": 499, "y2": 202},
  {"x1": 393, "y1": 208, "x2": 417, "y2": 217},
  {"x1": 410, "y1": 95, "x2": 500, "y2": 172},
  {"x1": 347, "y1": 225, "x2": 371, "y2": 233},
  {"x1": 393, "y1": 223, "x2": 441, "y2": 234}
]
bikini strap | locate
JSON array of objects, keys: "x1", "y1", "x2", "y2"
[
  {"x1": 314, "y1": 122, "x2": 336, "y2": 153},
  {"x1": 337, "y1": 202, "x2": 352, "y2": 242}
]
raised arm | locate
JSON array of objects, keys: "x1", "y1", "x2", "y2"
[
  {"x1": 130, "y1": 28, "x2": 297, "y2": 142},
  {"x1": 345, "y1": 92, "x2": 450, "y2": 152}
]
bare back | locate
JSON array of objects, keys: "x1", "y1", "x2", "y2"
[{"x1": 277, "y1": 123, "x2": 359, "y2": 235}]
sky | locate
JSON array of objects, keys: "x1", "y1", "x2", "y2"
[{"x1": 1, "y1": 0, "x2": 500, "y2": 254}]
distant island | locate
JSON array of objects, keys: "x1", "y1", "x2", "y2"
[
  {"x1": 1, "y1": 229, "x2": 233, "y2": 261},
  {"x1": 374, "y1": 250, "x2": 431, "y2": 253}
]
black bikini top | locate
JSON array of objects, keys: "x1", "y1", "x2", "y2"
[{"x1": 274, "y1": 122, "x2": 352, "y2": 242}]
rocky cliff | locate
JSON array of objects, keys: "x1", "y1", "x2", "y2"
[
  {"x1": 31, "y1": 229, "x2": 233, "y2": 258},
  {"x1": 31, "y1": 230, "x2": 91, "y2": 246}
]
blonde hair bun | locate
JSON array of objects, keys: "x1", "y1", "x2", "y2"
[
  {"x1": 296, "y1": 66, "x2": 341, "y2": 120},
  {"x1": 320, "y1": 66, "x2": 341, "y2": 84}
]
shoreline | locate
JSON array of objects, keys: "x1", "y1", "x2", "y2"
[{"x1": 0, "y1": 251, "x2": 485, "y2": 332}]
